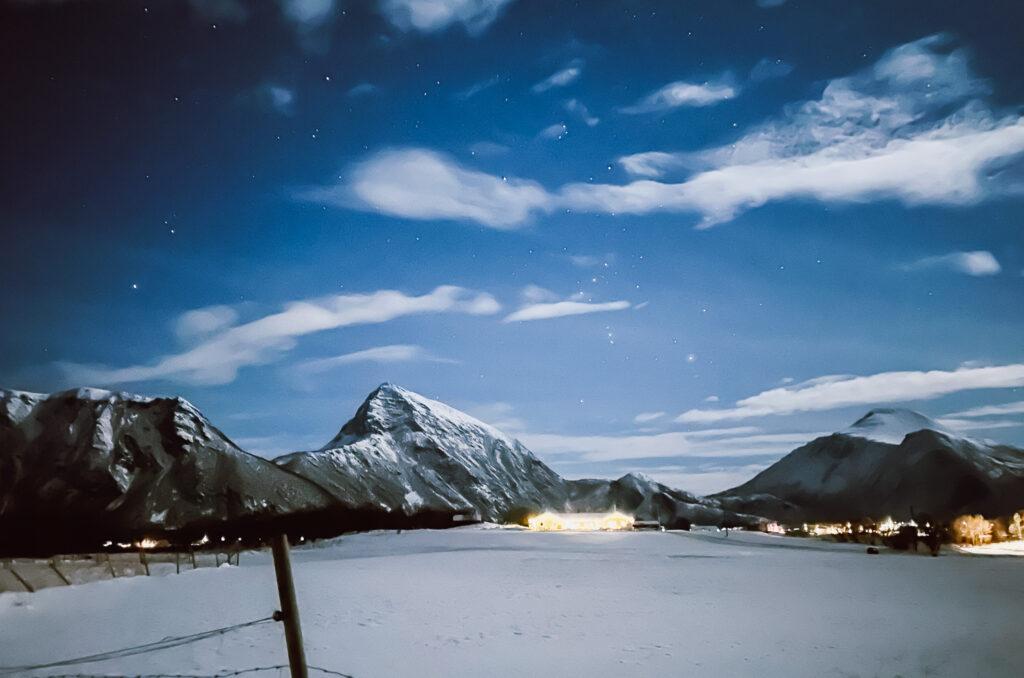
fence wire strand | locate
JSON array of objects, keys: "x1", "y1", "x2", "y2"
[
  {"x1": 29, "y1": 668, "x2": 351, "y2": 678},
  {"x1": 0, "y1": 617, "x2": 276, "y2": 675}
]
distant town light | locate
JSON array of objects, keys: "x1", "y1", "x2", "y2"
[{"x1": 527, "y1": 511, "x2": 635, "y2": 531}]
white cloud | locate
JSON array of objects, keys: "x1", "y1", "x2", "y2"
[
  {"x1": 678, "y1": 363, "x2": 1024, "y2": 423},
  {"x1": 520, "y1": 284, "x2": 561, "y2": 304},
  {"x1": 464, "y1": 401, "x2": 526, "y2": 432},
  {"x1": 704, "y1": 395, "x2": 720, "y2": 403},
  {"x1": 254, "y1": 83, "x2": 296, "y2": 115},
  {"x1": 347, "y1": 82, "x2": 378, "y2": 98},
  {"x1": 563, "y1": 120, "x2": 1024, "y2": 228},
  {"x1": 302, "y1": 148, "x2": 552, "y2": 229},
  {"x1": 175, "y1": 305, "x2": 239, "y2": 342},
  {"x1": 569, "y1": 35, "x2": 1024, "y2": 227},
  {"x1": 457, "y1": 75, "x2": 502, "y2": 100},
  {"x1": 521, "y1": 428, "x2": 813, "y2": 462},
  {"x1": 568, "y1": 253, "x2": 615, "y2": 268},
  {"x1": 636, "y1": 463, "x2": 774, "y2": 496},
  {"x1": 379, "y1": 0, "x2": 513, "y2": 34},
  {"x1": 503, "y1": 299, "x2": 630, "y2": 323},
  {"x1": 532, "y1": 61, "x2": 583, "y2": 93},
  {"x1": 59, "y1": 286, "x2": 500, "y2": 386},
  {"x1": 935, "y1": 417, "x2": 1023, "y2": 433},
  {"x1": 538, "y1": 122, "x2": 568, "y2": 141},
  {"x1": 944, "y1": 400, "x2": 1024, "y2": 418},
  {"x1": 564, "y1": 99, "x2": 599, "y2": 127},
  {"x1": 311, "y1": 38, "x2": 1024, "y2": 231},
  {"x1": 297, "y1": 344, "x2": 457, "y2": 372},
  {"x1": 469, "y1": 141, "x2": 510, "y2": 156},
  {"x1": 280, "y1": 0, "x2": 336, "y2": 29},
  {"x1": 902, "y1": 250, "x2": 1002, "y2": 276},
  {"x1": 620, "y1": 80, "x2": 738, "y2": 114},
  {"x1": 633, "y1": 411, "x2": 666, "y2": 424},
  {"x1": 616, "y1": 151, "x2": 687, "y2": 178}
]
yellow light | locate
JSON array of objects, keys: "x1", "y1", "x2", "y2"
[{"x1": 527, "y1": 511, "x2": 635, "y2": 531}]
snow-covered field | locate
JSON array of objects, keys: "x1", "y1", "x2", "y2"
[
  {"x1": 2, "y1": 527, "x2": 1021, "y2": 677},
  {"x1": 955, "y1": 541, "x2": 1024, "y2": 557}
]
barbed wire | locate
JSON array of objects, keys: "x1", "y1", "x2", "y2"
[
  {"x1": 38, "y1": 667, "x2": 352, "y2": 678},
  {"x1": 0, "y1": 617, "x2": 276, "y2": 675}
]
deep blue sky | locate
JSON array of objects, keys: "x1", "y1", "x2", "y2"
[{"x1": 3, "y1": 0, "x2": 1023, "y2": 494}]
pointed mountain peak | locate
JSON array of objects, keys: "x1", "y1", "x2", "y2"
[
  {"x1": 325, "y1": 383, "x2": 509, "y2": 448},
  {"x1": 841, "y1": 407, "x2": 956, "y2": 444}
]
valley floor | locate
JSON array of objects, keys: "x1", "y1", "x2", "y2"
[{"x1": 1, "y1": 527, "x2": 1021, "y2": 677}]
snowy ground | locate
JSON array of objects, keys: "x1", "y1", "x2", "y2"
[
  {"x1": 954, "y1": 540, "x2": 1024, "y2": 557},
  {"x1": 2, "y1": 527, "x2": 1021, "y2": 677}
]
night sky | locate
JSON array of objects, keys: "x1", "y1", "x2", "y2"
[{"x1": 3, "y1": 0, "x2": 1024, "y2": 494}]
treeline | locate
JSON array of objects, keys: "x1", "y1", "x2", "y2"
[{"x1": 951, "y1": 510, "x2": 1024, "y2": 546}]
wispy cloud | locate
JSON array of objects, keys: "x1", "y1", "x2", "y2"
[
  {"x1": 280, "y1": 0, "x2": 337, "y2": 33},
  {"x1": 301, "y1": 148, "x2": 552, "y2": 229},
  {"x1": 59, "y1": 286, "x2": 500, "y2": 386},
  {"x1": 379, "y1": 0, "x2": 514, "y2": 34},
  {"x1": 568, "y1": 253, "x2": 615, "y2": 268},
  {"x1": 567, "y1": 35, "x2": 1024, "y2": 227},
  {"x1": 503, "y1": 291, "x2": 631, "y2": 322},
  {"x1": 678, "y1": 363, "x2": 1024, "y2": 424},
  {"x1": 532, "y1": 60, "x2": 583, "y2": 93},
  {"x1": 633, "y1": 463, "x2": 775, "y2": 496},
  {"x1": 468, "y1": 141, "x2": 510, "y2": 156},
  {"x1": 538, "y1": 122, "x2": 568, "y2": 140},
  {"x1": 902, "y1": 250, "x2": 1002, "y2": 276},
  {"x1": 935, "y1": 417, "x2": 1023, "y2": 433},
  {"x1": 297, "y1": 344, "x2": 458, "y2": 373},
  {"x1": 633, "y1": 411, "x2": 666, "y2": 424},
  {"x1": 620, "y1": 79, "x2": 737, "y2": 114},
  {"x1": 312, "y1": 37, "x2": 1024, "y2": 231},
  {"x1": 347, "y1": 82, "x2": 379, "y2": 98},
  {"x1": 616, "y1": 151, "x2": 687, "y2": 178},
  {"x1": 944, "y1": 400, "x2": 1024, "y2": 418},
  {"x1": 457, "y1": 75, "x2": 502, "y2": 100},
  {"x1": 254, "y1": 83, "x2": 296, "y2": 115},
  {"x1": 191, "y1": 0, "x2": 337, "y2": 46},
  {"x1": 175, "y1": 305, "x2": 239, "y2": 342},
  {"x1": 564, "y1": 99, "x2": 599, "y2": 126},
  {"x1": 464, "y1": 401, "x2": 526, "y2": 432},
  {"x1": 521, "y1": 428, "x2": 813, "y2": 462}
]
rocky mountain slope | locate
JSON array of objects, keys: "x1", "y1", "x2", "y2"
[
  {"x1": 566, "y1": 472, "x2": 745, "y2": 528},
  {"x1": 0, "y1": 388, "x2": 333, "y2": 551},
  {"x1": 714, "y1": 408, "x2": 1024, "y2": 522},
  {"x1": 1, "y1": 383, "x2": 763, "y2": 553},
  {"x1": 277, "y1": 384, "x2": 761, "y2": 527},
  {"x1": 276, "y1": 383, "x2": 568, "y2": 522}
]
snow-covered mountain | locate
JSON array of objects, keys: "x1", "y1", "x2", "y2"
[
  {"x1": 276, "y1": 383, "x2": 568, "y2": 522},
  {"x1": 714, "y1": 408, "x2": 1024, "y2": 522},
  {"x1": 1, "y1": 383, "x2": 762, "y2": 554},
  {"x1": 277, "y1": 384, "x2": 761, "y2": 527},
  {"x1": 566, "y1": 472, "x2": 751, "y2": 528},
  {"x1": 0, "y1": 388, "x2": 332, "y2": 551}
]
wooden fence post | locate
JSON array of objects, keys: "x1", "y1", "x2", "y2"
[
  {"x1": 49, "y1": 558, "x2": 71, "y2": 586},
  {"x1": 271, "y1": 534, "x2": 308, "y2": 678}
]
